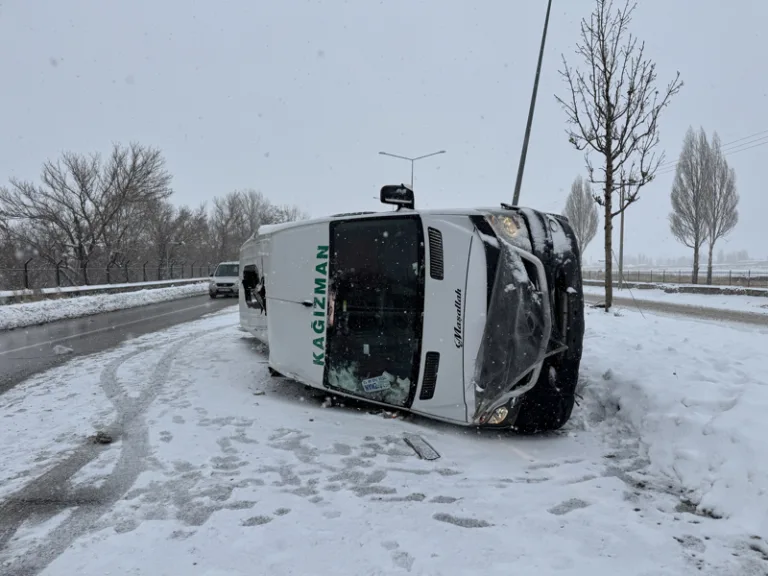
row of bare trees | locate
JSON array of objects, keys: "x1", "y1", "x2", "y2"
[
  {"x1": 0, "y1": 143, "x2": 306, "y2": 286},
  {"x1": 669, "y1": 127, "x2": 739, "y2": 284},
  {"x1": 556, "y1": 0, "x2": 746, "y2": 307},
  {"x1": 564, "y1": 125, "x2": 740, "y2": 287}
]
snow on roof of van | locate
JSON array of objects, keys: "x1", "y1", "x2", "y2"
[
  {"x1": 254, "y1": 205, "x2": 554, "y2": 237},
  {"x1": 257, "y1": 220, "x2": 304, "y2": 235}
]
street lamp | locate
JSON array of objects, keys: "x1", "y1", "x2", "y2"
[{"x1": 378, "y1": 150, "x2": 446, "y2": 187}]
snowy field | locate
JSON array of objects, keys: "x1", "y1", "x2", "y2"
[
  {"x1": 0, "y1": 282, "x2": 209, "y2": 331},
  {"x1": 1, "y1": 308, "x2": 768, "y2": 575},
  {"x1": 584, "y1": 284, "x2": 768, "y2": 316}
]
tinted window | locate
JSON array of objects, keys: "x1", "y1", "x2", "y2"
[{"x1": 324, "y1": 216, "x2": 425, "y2": 407}]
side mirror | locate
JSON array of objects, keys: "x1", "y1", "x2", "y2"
[{"x1": 380, "y1": 184, "x2": 415, "y2": 210}]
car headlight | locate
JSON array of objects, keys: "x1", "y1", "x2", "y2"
[{"x1": 486, "y1": 406, "x2": 509, "y2": 425}]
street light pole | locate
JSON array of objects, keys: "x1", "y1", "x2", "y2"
[
  {"x1": 378, "y1": 150, "x2": 446, "y2": 187},
  {"x1": 512, "y1": 0, "x2": 553, "y2": 206}
]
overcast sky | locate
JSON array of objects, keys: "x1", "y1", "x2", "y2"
[{"x1": 1, "y1": 0, "x2": 765, "y2": 263}]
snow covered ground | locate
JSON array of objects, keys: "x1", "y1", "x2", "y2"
[
  {"x1": 584, "y1": 284, "x2": 768, "y2": 316},
  {"x1": 0, "y1": 282, "x2": 209, "y2": 331},
  {"x1": 1, "y1": 307, "x2": 768, "y2": 575}
]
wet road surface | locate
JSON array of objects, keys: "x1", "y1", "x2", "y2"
[
  {"x1": 0, "y1": 295, "x2": 237, "y2": 395},
  {"x1": 584, "y1": 293, "x2": 768, "y2": 327}
]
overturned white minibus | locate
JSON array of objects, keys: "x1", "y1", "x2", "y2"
[{"x1": 239, "y1": 185, "x2": 584, "y2": 433}]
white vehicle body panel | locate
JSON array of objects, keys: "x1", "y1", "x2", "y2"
[
  {"x1": 410, "y1": 215, "x2": 477, "y2": 423},
  {"x1": 263, "y1": 222, "x2": 329, "y2": 386}
]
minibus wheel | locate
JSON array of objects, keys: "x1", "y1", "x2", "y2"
[{"x1": 512, "y1": 358, "x2": 578, "y2": 434}]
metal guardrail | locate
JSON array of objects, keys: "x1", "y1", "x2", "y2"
[
  {"x1": 0, "y1": 261, "x2": 217, "y2": 291},
  {"x1": 582, "y1": 269, "x2": 768, "y2": 289},
  {"x1": 0, "y1": 277, "x2": 209, "y2": 305}
]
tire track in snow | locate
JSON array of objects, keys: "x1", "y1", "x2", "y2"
[{"x1": 0, "y1": 328, "x2": 224, "y2": 576}]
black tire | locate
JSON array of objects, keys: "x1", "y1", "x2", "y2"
[
  {"x1": 209, "y1": 292, "x2": 217, "y2": 299},
  {"x1": 511, "y1": 356, "x2": 580, "y2": 435}
]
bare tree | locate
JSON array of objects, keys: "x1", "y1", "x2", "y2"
[
  {"x1": 704, "y1": 133, "x2": 739, "y2": 284},
  {"x1": 562, "y1": 175, "x2": 599, "y2": 253},
  {"x1": 0, "y1": 143, "x2": 172, "y2": 284},
  {"x1": 241, "y1": 189, "x2": 275, "y2": 236},
  {"x1": 272, "y1": 204, "x2": 309, "y2": 224},
  {"x1": 209, "y1": 190, "x2": 308, "y2": 262},
  {"x1": 669, "y1": 127, "x2": 711, "y2": 284},
  {"x1": 210, "y1": 191, "x2": 247, "y2": 262},
  {"x1": 556, "y1": 0, "x2": 682, "y2": 309}
]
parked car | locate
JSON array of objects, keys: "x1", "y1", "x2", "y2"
[
  {"x1": 209, "y1": 261, "x2": 240, "y2": 298},
  {"x1": 238, "y1": 184, "x2": 584, "y2": 433}
]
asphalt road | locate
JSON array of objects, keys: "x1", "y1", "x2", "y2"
[
  {"x1": 584, "y1": 293, "x2": 768, "y2": 327},
  {"x1": 0, "y1": 295, "x2": 237, "y2": 395},
  {"x1": 3, "y1": 290, "x2": 764, "y2": 398}
]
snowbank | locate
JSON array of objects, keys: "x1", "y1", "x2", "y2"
[
  {"x1": 0, "y1": 282, "x2": 208, "y2": 331},
  {"x1": 583, "y1": 284, "x2": 768, "y2": 315},
  {"x1": 0, "y1": 277, "x2": 208, "y2": 299},
  {"x1": 579, "y1": 307, "x2": 768, "y2": 536}
]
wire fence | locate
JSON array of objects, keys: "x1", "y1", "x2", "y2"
[
  {"x1": 0, "y1": 260, "x2": 215, "y2": 291},
  {"x1": 6, "y1": 261, "x2": 767, "y2": 292},
  {"x1": 582, "y1": 268, "x2": 768, "y2": 289}
]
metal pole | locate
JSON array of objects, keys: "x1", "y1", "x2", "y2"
[
  {"x1": 619, "y1": 180, "x2": 625, "y2": 289},
  {"x1": 23, "y1": 258, "x2": 33, "y2": 289},
  {"x1": 512, "y1": 0, "x2": 553, "y2": 206},
  {"x1": 165, "y1": 244, "x2": 170, "y2": 280},
  {"x1": 411, "y1": 160, "x2": 414, "y2": 187}
]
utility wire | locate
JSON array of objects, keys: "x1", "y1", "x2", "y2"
[
  {"x1": 657, "y1": 128, "x2": 768, "y2": 168},
  {"x1": 656, "y1": 131, "x2": 768, "y2": 177},
  {"x1": 657, "y1": 128, "x2": 768, "y2": 169}
]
